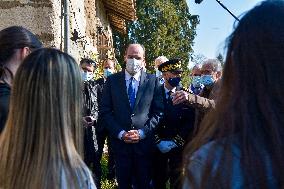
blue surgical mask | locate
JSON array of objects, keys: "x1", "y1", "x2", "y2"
[
  {"x1": 104, "y1": 68, "x2": 113, "y2": 78},
  {"x1": 168, "y1": 77, "x2": 181, "y2": 87},
  {"x1": 191, "y1": 76, "x2": 202, "y2": 88},
  {"x1": 155, "y1": 68, "x2": 162, "y2": 78},
  {"x1": 201, "y1": 75, "x2": 214, "y2": 86},
  {"x1": 81, "y1": 71, "x2": 94, "y2": 81}
]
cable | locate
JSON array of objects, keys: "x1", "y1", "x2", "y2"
[
  {"x1": 216, "y1": 0, "x2": 240, "y2": 21},
  {"x1": 194, "y1": 0, "x2": 240, "y2": 21}
]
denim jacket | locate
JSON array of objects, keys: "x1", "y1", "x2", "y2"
[{"x1": 183, "y1": 140, "x2": 278, "y2": 189}]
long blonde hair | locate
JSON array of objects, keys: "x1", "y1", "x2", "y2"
[{"x1": 0, "y1": 48, "x2": 90, "y2": 189}]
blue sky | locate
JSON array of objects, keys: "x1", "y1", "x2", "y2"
[{"x1": 186, "y1": 0, "x2": 263, "y2": 59}]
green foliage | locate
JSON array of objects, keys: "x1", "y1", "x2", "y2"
[
  {"x1": 101, "y1": 180, "x2": 117, "y2": 189},
  {"x1": 113, "y1": 0, "x2": 199, "y2": 86},
  {"x1": 182, "y1": 69, "x2": 191, "y2": 89},
  {"x1": 101, "y1": 155, "x2": 117, "y2": 189},
  {"x1": 100, "y1": 154, "x2": 108, "y2": 181}
]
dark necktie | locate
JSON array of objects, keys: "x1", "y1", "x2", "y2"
[
  {"x1": 128, "y1": 77, "x2": 136, "y2": 110},
  {"x1": 167, "y1": 91, "x2": 173, "y2": 104}
]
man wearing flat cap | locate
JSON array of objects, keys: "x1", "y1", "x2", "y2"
[{"x1": 152, "y1": 58, "x2": 195, "y2": 189}]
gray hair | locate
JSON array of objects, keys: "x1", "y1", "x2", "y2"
[
  {"x1": 154, "y1": 56, "x2": 168, "y2": 67},
  {"x1": 203, "y1": 59, "x2": 222, "y2": 72},
  {"x1": 192, "y1": 64, "x2": 202, "y2": 70}
]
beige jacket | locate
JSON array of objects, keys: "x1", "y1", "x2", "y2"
[{"x1": 186, "y1": 80, "x2": 221, "y2": 131}]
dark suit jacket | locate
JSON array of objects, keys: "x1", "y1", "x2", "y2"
[
  {"x1": 99, "y1": 70, "x2": 164, "y2": 155},
  {"x1": 95, "y1": 77, "x2": 106, "y2": 133},
  {"x1": 154, "y1": 86, "x2": 195, "y2": 148}
]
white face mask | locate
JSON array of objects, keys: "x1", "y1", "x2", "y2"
[
  {"x1": 126, "y1": 58, "x2": 142, "y2": 75},
  {"x1": 81, "y1": 71, "x2": 93, "y2": 81}
]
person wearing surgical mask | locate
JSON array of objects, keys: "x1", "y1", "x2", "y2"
[
  {"x1": 79, "y1": 58, "x2": 101, "y2": 188},
  {"x1": 154, "y1": 56, "x2": 169, "y2": 84},
  {"x1": 152, "y1": 58, "x2": 195, "y2": 189},
  {"x1": 100, "y1": 44, "x2": 164, "y2": 189},
  {"x1": 189, "y1": 64, "x2": 204, "y2": 95},
  {"x1": 172, "y1": 58, "x2": 222, "y2": 129},
  {"x1": 200, "y1": 59, "x2": 222, "y2": 90},
  {"x1": 95, "y1": 58, "x2": 116, "y2": 183},
  {"x1": 103, "y1": 59, "x2": 116, "y2": 79},
  {"x1": 80, "y1": 59, "x2": 95, "y2": 82}
]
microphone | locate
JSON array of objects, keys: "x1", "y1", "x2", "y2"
[
  {"x1": 195, "y1": 0, "x2": 203, "y2": 4},
  {"x1": 194, "y1": 0, "x2": 240, "y2": 21}
]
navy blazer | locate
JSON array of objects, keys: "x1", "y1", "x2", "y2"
[
  {"x1": 99, "y1": 70, "x2": 164, "y2": 155},
  {"x1": 154, "y1": 86, "x2": 195, "y2": 148}
]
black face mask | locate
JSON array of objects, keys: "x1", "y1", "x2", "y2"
[{"x1": 168, "y1": 77, "x2": 181, "y2": 87}]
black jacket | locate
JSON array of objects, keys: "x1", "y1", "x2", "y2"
[
  {"x1": 82, "y1": 80, "x2": 100, "y2": 121},
  {"x1": 154, "y1": 86, "x2": 195, "y2": 148},
  {"x1": 0, "y1": 82, "x2": 10, "y2": 133}
]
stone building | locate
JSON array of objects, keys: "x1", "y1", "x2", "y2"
[{"x1": 0, "y1": 0, "x2": 136, "y2": 62}]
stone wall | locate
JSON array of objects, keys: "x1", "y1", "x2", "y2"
[
  {"x1": 0, "y1": 0, "x2": 113, "y2": 62},
  {"x1": 0, "y1": 0, "x2": 58, "y2": 47},
  {"x1": 95, "y1": 0, "x2": 115, "y2": 61}
]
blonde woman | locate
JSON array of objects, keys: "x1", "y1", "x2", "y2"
[{"x1": 0, "y1": 48, "x2": 96, "y2": 189}]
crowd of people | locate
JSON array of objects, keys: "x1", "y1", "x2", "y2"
[{"x1": 0, "y1": 0, "x2": 284, "y2": 188}]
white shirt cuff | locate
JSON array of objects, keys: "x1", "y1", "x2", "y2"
[
  {"x1": 118, "y1": 130, "x2": 126, "y2": 140},
  {"x1": 138, "y1": 129, "x2": 146, "y2": 139}
]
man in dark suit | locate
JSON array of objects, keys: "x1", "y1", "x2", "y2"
[
  {"x1": 95, "y1": 58, "x2": 116, "y2": 182},
  {"x1": 152, "y1": 59, "x2": 195, "y2": 189},
  {"x1": 100, "y1": 44, "x2": 164, "y2": 189}
]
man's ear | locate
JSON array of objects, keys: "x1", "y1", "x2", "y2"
[
  {"x1": 142, "y1": 59, "x2": 146, "y2": 67},
  {"x1": 216, "y1": 71, "x2": 222, "y2": 79},
  {"x1": 163, "y1": 72, "x2": 168, "y2": 80},
  {"x1": 124, "y1": 54, "x2": 128, "y2": 63}
]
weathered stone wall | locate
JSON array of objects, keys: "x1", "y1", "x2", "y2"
[
  {"x1": 68, "y1": 0, "x2": 94, "y2": 60},
  {"x1": 0, "y1": 0, "x2": 113, "y2": 62},
  {"x1": 0, "y1": 0, "x2": 58, "y2": 46},
  {"x1": 96, "y1": 0, "x2": 108, "y2": 28},
  {"x1": 84, "y1": 0, "x2": 97, "y2": 46},
  {"x1": 96, "y1": 0, "x2": 114, "y2": 61}
]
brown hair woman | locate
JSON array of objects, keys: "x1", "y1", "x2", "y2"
[
  {"x1": 183, "y1": 1, "x2": 284, "y2": 188},
  {"x1": 0, "y1": 26, "x2": 42, "y2": 133}
]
